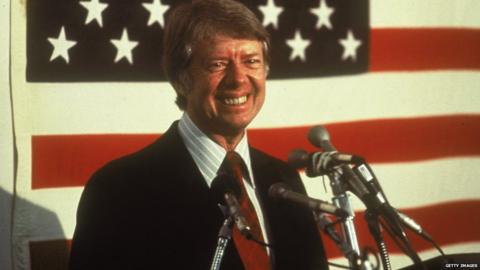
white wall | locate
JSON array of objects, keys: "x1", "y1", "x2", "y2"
[{"x1": 0, "y1": 0, "x2": 14, "y2": 269}]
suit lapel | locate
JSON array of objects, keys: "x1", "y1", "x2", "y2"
[
  {"x1": 250, "y1": 147, "x2": 278, "y2": 268},
  {"x1": 159, "y1": 121, "x2": 211, "y2": 194}
]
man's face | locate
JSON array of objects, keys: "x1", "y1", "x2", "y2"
[{"x1": 185, "y1": 35, "x2": 267, "y2": 138}]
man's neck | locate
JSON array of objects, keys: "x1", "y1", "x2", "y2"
[
  {"x1": 186, "y1": 113, "x2": 246, "y2": 151},
  {"x1": 208, "y1": 131, "x2": 244, "y2": 151}
]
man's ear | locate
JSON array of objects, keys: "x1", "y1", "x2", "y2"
[
  {"x1": 177, "y1": 71, "x2": 192, "y2": 96},
  {"x1": 175, "y1": 84, "x2": 188, "y2": 97}
]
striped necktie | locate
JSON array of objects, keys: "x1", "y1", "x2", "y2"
[{"x1": 219, "y1": 151, "x2": 271, "y2": 270}]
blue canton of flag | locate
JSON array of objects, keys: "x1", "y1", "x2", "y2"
[{"x1": 27, "y1": 0, "x2": 369, "y2": 82}]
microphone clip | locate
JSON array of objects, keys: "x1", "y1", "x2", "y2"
[{"x1": 306, "y1": 151, "x2": 364, "y2": 177}]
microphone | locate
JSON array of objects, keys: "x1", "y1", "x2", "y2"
[
  {"x1": 306, "y1": 126, "x2": 365, "y2": 165},
  {"x1": 307, "y1": 125, "x2": 336, "y2": 152},
  {"x1": 308, "y1": 126, "x2": 374, "y2": 200},
  {"x1": 288, "y1": 149, "x2": 364, "y2": 177},
  {"x1": 307, "y1": 126, "x2": 407, "y2": 238},
  {"x1": 309, "y1": 126, "x2": 428, "y2": 266},
  {"x1": 211, "y1": 174, "x2": 252, "y2": 238},
  {"x1": 269, "y1": 183, "x2": 348, "y2": 218},
  {"x1": 307, "y1": 126, "x2": 374, "y2": 199}
]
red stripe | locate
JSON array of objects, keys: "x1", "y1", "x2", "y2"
[
  {"x1": 32, "y1": 114, "x2": 480, "y2": 189},
  {"x1": 370, "y1": 28, "x2": 480, "y2": 71},
  {"x1": 250, "y1": 114, "x2": 480, "y2": 163},
  {"x1": 29, "y1": 200, "x2": 480, "y2": 265},
  {"x1": 31, "y1": 135, "x2": 159, "y2": 189}
]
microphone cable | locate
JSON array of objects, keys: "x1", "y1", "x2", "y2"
[{"x1": 395, "y1": 209, "x2": 447, "y2": 261}]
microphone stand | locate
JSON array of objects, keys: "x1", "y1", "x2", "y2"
[
  {"x1": 327, "y1": 169, "x2": 362, "y2": 268},
  {"x1": 315, "y1": 212, "x2": 361, "y2": 269},
  {"x1": 210, "y1": 207, "x2": 234, "y2": 270}
]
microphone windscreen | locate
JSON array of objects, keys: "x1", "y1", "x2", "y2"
[
  {"x1": 210, "y1": 174, "x2": 241, "y2": 204},
  {"x1": 307, "y1": 125, "x2": 329, "y2": 147},
  {"x1": 268, "y1": 182, "x2": 289, "y2": 199},
  {"x1": 308, "y1": 125, "x2": 335, "y2": 151},
  {"x1": 287, "y1": 149, "x2": 309, "y2": 169}
]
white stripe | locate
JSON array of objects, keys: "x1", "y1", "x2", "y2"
[
  {"x1": 256, "y1": 71, "x2": 480, "y2": 128},
  {"x1": 328, "y1": 241, "x2": 480, "y2": 269},
  {"x1": 12, "y1": 72, "x2": 480, "y2": 134},
  {"x1": 303, "y1": 157, "x2": 480, "y2": 209},
  {"x1": 371, "y1": 0, "x2": 480, "y2": 28},
  {"x1": 12, "y1": 82, "x2": 182, "y2": 134},
  {"x1": 13, "y1": 188, "x2": 83, "y2": 239}
]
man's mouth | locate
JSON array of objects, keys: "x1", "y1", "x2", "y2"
[{"x1": 221, "y1": 95, "x2": 248, "y2": 105}]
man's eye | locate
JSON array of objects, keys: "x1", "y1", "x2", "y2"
[
  {"x1": 245, "y1": 58, "x2": 263, "y2": 68},
  {"x1": 207, "y1": 61, "x2": 227, "y2": 71}
]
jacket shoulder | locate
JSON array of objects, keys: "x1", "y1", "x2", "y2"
[{"x1": 86, "y1": 122, "x2": 184, "y2": 187}]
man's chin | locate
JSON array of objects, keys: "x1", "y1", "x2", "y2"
[{"x1": 214, "y1": 119, "x2": 250, "y2": 137}]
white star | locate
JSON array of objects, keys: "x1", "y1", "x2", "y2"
[
  {"x1": 110, "y1": 29, "x2": 139, "y2": 64},
  {"x1": 310, "y1": 0, "x2": 334, "y2": 30},
  {"x1": 339, "y1": 30, "x2": 362, "y2": 61},
  {"x1": 47, "y1": 26, "x2": 77, "y2": 63},
  {"x1": 80, "y1": 0, "x2": 108, "y2": 27},
  {"x1": 142, "y1": 0, "x2": 169, "y2": 27},
  {"x1": 258, "y1": 0, "x2": 283, "y2": 29},
  {"x1": 286, "y1": 30, "x2": 311, "y2": 62}
]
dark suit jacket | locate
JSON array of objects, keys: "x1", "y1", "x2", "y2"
[{"x1": 69, "y1": 122, "x2": 328, "y2": 270}]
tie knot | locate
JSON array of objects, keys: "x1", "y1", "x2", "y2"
[
  {"x1": 226, "y1": 150, "x2": 242, "y2": 166},
  {"x1": 219, "y1": 151, "x2": 250, "y2": 184}
]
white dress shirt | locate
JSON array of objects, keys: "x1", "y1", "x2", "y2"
[{"x1": 178, "y1": 113, "x2": 270, "y2": 250}]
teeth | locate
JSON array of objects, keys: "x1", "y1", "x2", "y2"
[{"x1": 223, "y1": 96, "x2": 247, "y2": 105}]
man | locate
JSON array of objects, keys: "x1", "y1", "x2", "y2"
[{"x1": 69, "y1": 0, "x2": 328, "y2": 269}]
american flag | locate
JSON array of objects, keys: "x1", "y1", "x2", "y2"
[{"x1": 6, "y1": 0, "x2": 480, "y2": 269}]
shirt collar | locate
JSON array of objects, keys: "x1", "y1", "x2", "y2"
[{"x1": 178, "y1": 113, "x2": 253, "y2": 187}]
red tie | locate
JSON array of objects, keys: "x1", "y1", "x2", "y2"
[{"x1": 222, "y1": 151, "x2": 271, "y2": 270}]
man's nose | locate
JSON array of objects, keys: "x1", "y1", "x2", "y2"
[{"x1": 224, "y1": 62, "x2": 247, "y2": 88}]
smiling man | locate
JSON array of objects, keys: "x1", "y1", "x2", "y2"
[
  {"x1": 69, "y1": 0, "x2": 328, "y2": 269},
  {"x1": 184, "y1": 36, "x2": 265, "y2": 149}
]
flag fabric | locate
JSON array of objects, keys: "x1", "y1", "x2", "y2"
[{"x1": 10, "y1": 0, "x2": 480, "y2": 269}]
